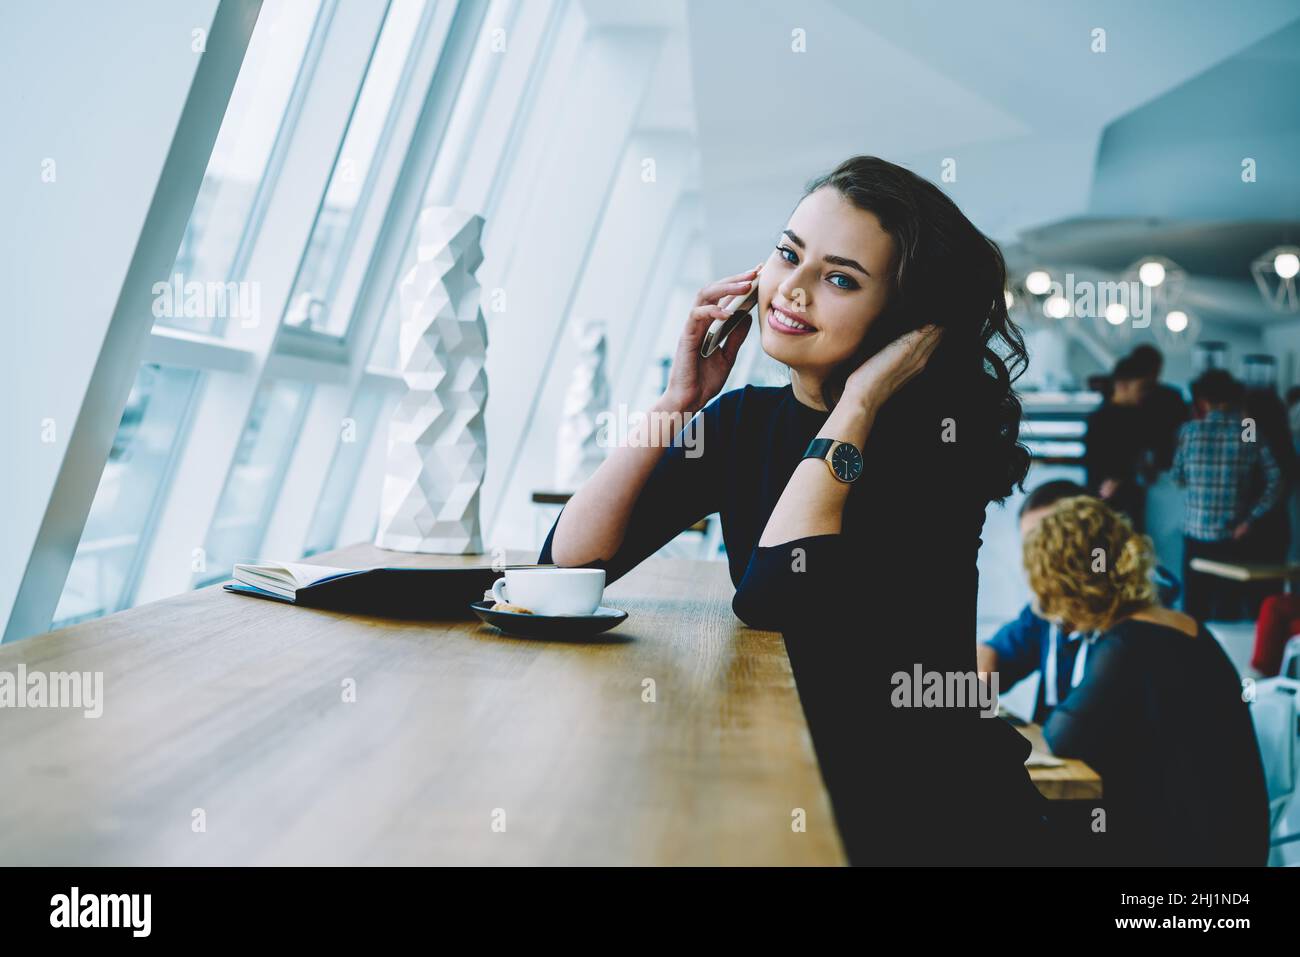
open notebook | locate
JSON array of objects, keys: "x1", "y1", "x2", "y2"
[
  {"x1": 224, "y1": 560, "x2": 554, "y2": 619},
  {"x1": 231, "y1": 562, "x2": 354, "y2": 600}
]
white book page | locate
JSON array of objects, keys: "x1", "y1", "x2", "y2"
[{"x1": 232, "y1": 561, "x2": 355, "y2": 598}]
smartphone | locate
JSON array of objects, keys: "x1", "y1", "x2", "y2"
[{"x1": 700, "y1": 275, "x2": 760, "y2": 358}]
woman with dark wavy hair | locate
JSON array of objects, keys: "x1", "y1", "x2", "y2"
[{"x1": 540, "y1": 156, "x2": 1049, "y2": 864}]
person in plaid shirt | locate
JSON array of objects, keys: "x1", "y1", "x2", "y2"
[{"x1": 1173, "y1": 369, "x2": 1283, "y2": 620}]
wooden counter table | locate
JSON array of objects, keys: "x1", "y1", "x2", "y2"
[
  {"x1": 0, "y1": 545, "x2": 844, "y2": 866},
  {"x1": 0, "y1": 545, "x2": 1099, "y2": 865},
  {"x1": 1190, "y1": 557, "x2": 1300, "y2": 584},
  {"x1": 1015, "y1": 722, "x2": 1103, "y2": 801}
]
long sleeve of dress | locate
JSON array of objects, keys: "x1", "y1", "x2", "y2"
[
  {"x1": 537, "y1": 394, "x2": 727, "y2": 584},
  {"x1": 538, "y1": 387, "x2": 853, "y2": 634},
  {"x1": 731, "y1": 533, "x2": 849, "y2": 631}
]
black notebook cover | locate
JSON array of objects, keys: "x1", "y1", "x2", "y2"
[{"x1": 222, "y1": 564, "x2": 552, "y2": 620}]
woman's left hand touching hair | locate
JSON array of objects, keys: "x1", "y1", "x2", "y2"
[{"x1": 841, "y1": 324, "x2": 943, "y2": 412}]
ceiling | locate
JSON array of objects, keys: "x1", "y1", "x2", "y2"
[{"x1": 680, "y1": 0, "x2": 1300, "y2": 326}]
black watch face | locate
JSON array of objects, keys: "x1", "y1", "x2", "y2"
[{"x1": 831, "y1": 443, "x2": 863, "y2": 482}]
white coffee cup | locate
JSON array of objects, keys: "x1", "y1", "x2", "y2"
[{"x1": 490, "y1": 568, "x2": 606, "y2": 616}]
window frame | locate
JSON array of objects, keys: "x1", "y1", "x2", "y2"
[{"x1": 276, "y1": 0, "x2": 443, "y2": 350}]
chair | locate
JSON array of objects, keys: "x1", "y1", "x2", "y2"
[
  {"x1": 1250, "y1": 677, "x2": 1300, "y2": 864},
  {"x1": 1280, "y1": 635, "x2": 1300, "y2": 680},
  {"x1": 1205, "y1": 620, "x2": 1258, "y2": 676}
]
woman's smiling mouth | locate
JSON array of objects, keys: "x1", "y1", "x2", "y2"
[{"x1": 766, "y1": 302, "x2": 816, "y2": 334}]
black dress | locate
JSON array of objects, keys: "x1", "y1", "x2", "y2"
[
  {"x1": 539, "y1": 371, "x2": 1051, "y2": 864},
  {"x1": 1043, "y1": 618, "x2": 1271, "y2": 865}
]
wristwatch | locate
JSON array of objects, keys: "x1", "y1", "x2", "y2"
[{"x1": 802, "y1": 437, "x2": 863, "y2": 483}]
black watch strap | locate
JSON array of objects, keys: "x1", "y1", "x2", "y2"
[{"x1": 803, "y1": 437, "x2": 834, "y2": 460}]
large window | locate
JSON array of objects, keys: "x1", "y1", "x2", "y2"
[
  {"x1": 198, "y1": 380, "x2": 314, "y2": 585},
  {"x1": 303, "y1": 387, "x2": 389, "y2": 556},
  {"x1": 52, "y1": 365, "x2": 200, "y2": 628},
  {"x1": 161, "y1": 0, "x2": 325, "y2": 335},
  {"x1": 284, "y1": 0, "x2": 431, "y2": 338},
  {"x1": 33, "y1": 0, "x2": 594, "y2": 640}
]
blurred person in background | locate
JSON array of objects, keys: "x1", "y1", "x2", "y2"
[
  {"x1": 1245, "y1": 385, "x2": 1300, "y2": 678},
  {"x1": 979, "y1": 479, "x2": 1180, "y2": 724},
  {"x1": 1173, "y1": 369, "x2": 1283, "y2": 620},
  {"x1": 1023, "y1": 495, "x2": 1270, "y2": 865},
  {"x1": 1242, "y1": 379, "x2": 1295, "y2": 609},
  {"x1": 1128, "y1": 344, "x2": 1188, "y2": 472},
  {"x1": 1251, "y1": 593, "x2": 1300, "y2": 678},
  {"x1": 1286, "y1": 386, "x2": 1300, "y2": 448},
  {"x1": 1085, "y1": 355, "x2": 1152, "y2": 531},
  {"x1": 1127, "y1": 343, "x2": 1189, "y2": 584},
  {"x1": 1288, "y1": 385, "x2": 1300, "y2": 564}
]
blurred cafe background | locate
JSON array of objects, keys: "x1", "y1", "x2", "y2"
[{"x1": 3, "y1": 0, "x2": 1300, "y2": 865}]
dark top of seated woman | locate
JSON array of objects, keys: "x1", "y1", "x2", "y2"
[
  {"x1": 1024, "y1": 494, "x2": 1271, "y2": 866},
  {"x1": 1043, "y1": 617, "x2": 1270, "y2": 865}
]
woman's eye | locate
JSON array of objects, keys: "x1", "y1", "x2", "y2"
[
  {"x1": 777, "y1": 245, "x2": 797, "y2": 264},
  {"x1": 828, "y1": 273, "x2": 858, "y2": 290}
]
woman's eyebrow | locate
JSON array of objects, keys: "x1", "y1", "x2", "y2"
[
  {"x1": 825, "y1": 253, "x2": 871, "y2": 278},
  {"x1": 782, "y1": 229, "x2": 871, "y2": 278}
]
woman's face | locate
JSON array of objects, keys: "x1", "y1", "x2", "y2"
[{"x1": 756, "y1": 187, "x2": 896, "y2": 376}]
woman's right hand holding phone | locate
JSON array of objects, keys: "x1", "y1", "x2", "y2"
[{"x1": 661, "y1": 264, "x2": 762, "y2": 416}]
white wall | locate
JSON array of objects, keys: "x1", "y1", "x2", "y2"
[{"x1": 0, "y1": 0, "x2": 249, "y2": 640}]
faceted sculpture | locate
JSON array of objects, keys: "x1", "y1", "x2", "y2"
[
  {"x1": 555, "y1": 317, "x2": 610, "y2": 490},
  {"x1": 375, "y1": 208, "x2": 488, "y2": 554}
]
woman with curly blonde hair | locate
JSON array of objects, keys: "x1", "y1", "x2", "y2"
[
  {"x1": 1023, "y1": 495, "x2": 1158, "y2": 634},
  {"x1": 1021, "y1": 495, "x2": 1270, "y2": 865}
]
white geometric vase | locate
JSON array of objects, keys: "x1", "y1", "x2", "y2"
[
  {"x1": 555, "y1": 318, "x2": 609, "y2": 490},
  {"x1": 375, "y1": 207, "x2": 488, "y2": 554}
]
